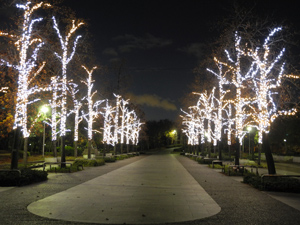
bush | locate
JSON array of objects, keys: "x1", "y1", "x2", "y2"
[
  {"x1": 0, "y1": 169, "x2": 48, "y2": 187},
  {"x1": 115, "y1": 155, "x2": 129, "y2": 160},
  {"x1": 263, "y1": 176, "x2": 300, "y2": 192},
  {"x1": 104, "y1": 157, "x2": 116, "y2": 163},
  {"x1": 65, "y1": 146, "x2": 74, "y2": 156},
  {"x1": 73, "y1": 158, "x2": 105, "y2": 167},
  {"x1": 243, "y1": 174, "x2": 263, "y2": 189},
  {"x1": 243, "y1": 174, "x2": 300, "y2": 192},
  {"x1": 197, "y1": 158, "x2": 215, "y2": 164}
]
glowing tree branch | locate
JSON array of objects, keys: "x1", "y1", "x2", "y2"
[{"x1": 0, "y1": 87, "x2": 8, "y2": 93}]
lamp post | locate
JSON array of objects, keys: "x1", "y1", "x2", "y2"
[{"x1": 41, "y1": 105, "x2": 49, "y2": 157}]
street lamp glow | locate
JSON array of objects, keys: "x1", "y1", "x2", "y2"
[
  {"x1": 247, "y1": 126, "x2": 252, "y2": 132},
  {"x1": 41, "y1": 105, "x2": 49, "y2": 114}
]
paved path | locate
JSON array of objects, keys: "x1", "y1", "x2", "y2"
[
  {"x1": 28, "y1": 151, "x2": 220, "y2": 224},
  {"x1": 1, "y1": 150, "x2": 300, "y2": 225}
]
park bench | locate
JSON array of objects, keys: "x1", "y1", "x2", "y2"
[
  {"x1": 27, "y1": 160, "x2": 45, "y2": 169},
  {"x1": 212, "y1": 160, "x2": 223, "y2": 168}
]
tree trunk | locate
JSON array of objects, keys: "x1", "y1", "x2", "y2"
[
  {"x1": 74, "y1": 141, "x2": 78, "y2": 158},
  {"x1": 52, "y1": 140, "x2": 57, "y2": 157},
  {"x1": 61, "y1": 136, "x2": 66, "y2": 168},
  {"x1": 103, "y1": 143, "x2": 107, "y2": 158},
  {"x1": 228, "y1": 144, "x2": 231, "y2": 158},
  {"x1": 218, "y1": 142, "x2": 222, "y2": 160},
  {"x1": 88, "y1": 139, "x2": 91, "y2": 159},
  {"x1": 11, "y1": 128, "x2": 19, "y2": 170},
  {"x1": 258, "y1": 143, "x2": 262, "y2": 165},
  {"x1": 23, "y1": 137, "x2": 28, "y2": 167},
  {"x1": 263, "y1": 133, "x2": 276, "y2": 174},
  {"x1": 235, "y1": 138, "x2": 240, "y2": 165}
]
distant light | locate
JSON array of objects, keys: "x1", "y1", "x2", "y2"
[
  {"x1": 284, "y1": 139, "x2": 286, "y2": 142},
  {"x1": 247, "y1": 126, "x2": 252, "y2": 132}
]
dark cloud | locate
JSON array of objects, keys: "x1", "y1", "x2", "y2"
[
  {"x1": 179, "y1": 43, "x2": 206, "y2": 60},
  {"x1": 127, "y1": 92, "x2": 177, "y2": 111},
  {"x1": 113, "y1": 33, "x2": 173, "y2": 53}
]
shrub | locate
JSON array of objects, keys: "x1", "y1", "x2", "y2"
[
  {"x1": 263, "y1": 176, "x2": 300, "y2": 193},
  {"x1": 115, "y1": 155, "x2": 129, "y2": 160},
  {"x1": 73, "y1": 158, "x2": 105, "y2": 167},
  {"x1": 0, "y1": 169, "x2": 48, "y2": 187},
  {"x1": 64, "y1": 146, "x2": 74, "y2": 156},
  {"x1": 104, "y1": 157, "x2": 116, "y2": 163},
  {"x1": 197, "y1": 158, "x2": 215, "y2": 164},
  {"x1": 243, "y1": 174, "x2": 300, "y2": 193},
  {"x1": 243, "y1": 174, "x2": 263, "y2": 189}
]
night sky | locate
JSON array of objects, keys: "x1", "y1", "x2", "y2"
[{"x1": 63, "y1": 0, "x2": 300, "y2": 121}]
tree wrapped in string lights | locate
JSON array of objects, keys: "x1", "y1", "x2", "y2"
[
  {"x1": 0, "y1": 1, "x2": 51, "y2": 165},
  {"x1": 119, "y1": 98, "x2": 129, "y2": 153},
  {"x1": 101, "y1": 95, "x2": 143, "y2": 154},
  {"x1": 81, "y1": 66, "x2": 105, "y2": 159},
  {"x1": 52, "y1": 15, "x2": 84, "y2": 164},
  {"x1": 69, "y1": 82, "x2": 83, "y2": 157},
  {"x1": 101, "y1": 99, "x2": 115, "y2": 154}
]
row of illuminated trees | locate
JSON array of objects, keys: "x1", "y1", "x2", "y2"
[
  {"x1": 181, "y1": 27, "x2": 299, "y2": 173},
  {"x1": 0, "y1": 1, "x2": 143, "y2": 167}
]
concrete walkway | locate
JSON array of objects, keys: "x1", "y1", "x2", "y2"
[{"x1": 28, "y1": 151, "x2": 220, "y2": 224}]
